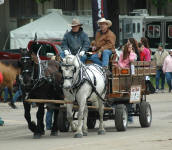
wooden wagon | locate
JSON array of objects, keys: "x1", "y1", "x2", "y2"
[{"x1": 25, "y1": 60, "x2": 156, "y2": 132}]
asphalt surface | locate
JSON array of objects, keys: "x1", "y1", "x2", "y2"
[{"x1": 0, "y1": 91, "x2": 172, "y2": 150}]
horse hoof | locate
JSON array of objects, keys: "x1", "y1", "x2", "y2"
[
  {"x1": 74, "y1": 133, "x2": 83, "y2": 138},
  {"x1": 50, "y1": 131, "x2": 58, "y2": 136},
  {"x1": 98, "y1": 130, "x2": 105, "y2": 135},
  {"x1": 33, "y1": 133, "x2": 41, "y2": 139},
  {"x1": 83, "y1": 132, "x2": 88, "y2": 136}
]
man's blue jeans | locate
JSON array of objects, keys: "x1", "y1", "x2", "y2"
[
  {"x1": 4, "y1": 87, "x2": 8, "y2": 102},
  {"x1": 46, "y1": 109, "x2": 53, "y2": 130},
  {"x1": 90, "y1": 49, "x2": 112, "y2": 67},
  {"x1": 156, "y1": 69, "x2": 165, "y2": 90},
  {"x1": 165, "y1": 72, "x2": 172, "y2": 90},
  {"x1": 12, "y1": 88, "x2": 22, "y2": 103}
]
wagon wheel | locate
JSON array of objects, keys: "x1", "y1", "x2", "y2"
[
  {"x1": 115, "y1": 104, "x2": 128, "y2": 131},
  {"x1": 58, "y1": 110, "x2": 70, "y2": 132},
  {"x1": 139, "y1": 101, "x2": 152, "y2": 128},
  {"x1": 87, "y1": 111, "x2": 97, "y2": 129}
]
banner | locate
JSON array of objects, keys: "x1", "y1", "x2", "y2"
[
  {"x1": 0, "y1": 0, "x2": 4, "y2": 5},
  {"x1": 92, "y1": 0, "x2": 108, "y2": 37}
]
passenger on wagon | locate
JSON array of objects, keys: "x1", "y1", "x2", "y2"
[
  {"x1": 90, "y1": 18, "x2": 116, "y2": 74},
  {"x1": 138, "y1": 42, "x2": 151, "y2": 61},
  {"x1": 141, "y1": 37, "x2": 152, "y2": 55},
  {"x1": 60, "y1": 18, "x2": 90, "y2": 63},
  {"x1": 118, "y1": 43, "x2": 137, "y2": 68},
  {"x1": 127, "y1": 38, "x2": 140, "y2": 61}
]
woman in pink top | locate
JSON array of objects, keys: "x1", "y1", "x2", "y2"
[
  {"x1": 118, "y1": 43, "x2": 137, "y2": 68},
  {"x1": 163, "y1": 50, "x2": 172, "y2": 92},
  {"x1": 140, "y1": 37, "x2": 151, "y2": 61},
  {"x1": 138, "y1": 42, "x2": 151, "y2": 61}
]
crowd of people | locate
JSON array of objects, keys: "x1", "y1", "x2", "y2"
[{"x1": 0, "y1": 17, "x2": 172, "y2": 127}]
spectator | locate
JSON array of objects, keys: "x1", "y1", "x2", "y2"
[
  {"x1": 3, "y1": 87, "x2": 9, "y2": 103},
  {"x1": 163, "y1": 49, "x2": 172, "y2": 93},
  {"x1": 0, "y1": 71, "x2": 4, "y2": 126},
  {"x1": 60, "y1": 18, "x2": 90, "y2": 63},
  {"x1": 46, "y1": 109, "x2": 54, "y2": 130},
  {"x1": 8, "y1": 76, "x2": 22, "y2": 109},
  {"x1": 154, "y1": 43, "x2": 169, "y2": 93},
  {"x1": 118, "y1": 43, "x2": 136, "y2": 68},
  {"x1": 90, "y1": 18, "x2": 116, "y2": 74}
]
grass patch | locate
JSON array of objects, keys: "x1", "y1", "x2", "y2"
[{"x1": 150, "y1": 76, "x2": 169, "y2": 89}]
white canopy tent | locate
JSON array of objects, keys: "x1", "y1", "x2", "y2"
[
  {"x1": 10, "y1": 12, "x2": 70, "y2": 49},
  {"x1": 10, "y1": 11, "x2": 93, "y2": 49}
]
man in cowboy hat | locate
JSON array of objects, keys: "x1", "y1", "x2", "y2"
[
  {"x1": 90, "y1": 18, "x2": 116, "y2": 74},
  {"x1": 60, "y1": 18, "x2": 90, "y2": 63}
]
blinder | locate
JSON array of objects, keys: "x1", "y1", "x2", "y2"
[{"x1": 61, "y1": 64, "x2": 76, "y2": 81}]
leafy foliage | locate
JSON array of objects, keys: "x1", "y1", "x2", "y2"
[
  {"x1": 35, "y1": 0, "x2": 50, "y2": 4},
  {"x1": 152, "y1": 0, "x2": 172, "y2": 7}
]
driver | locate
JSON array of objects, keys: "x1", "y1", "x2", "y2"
[{"x1": 59, "y1": 18, "x2": 90, "y2": 63}]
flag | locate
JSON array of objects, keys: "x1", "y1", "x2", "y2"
[{"x1": 91, "y1": 0, "x2": 108, "y2": 36}]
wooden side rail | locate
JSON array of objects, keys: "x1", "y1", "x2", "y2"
[
  {"x1": 24, "y1": 99, "x2": 113, "y2": 111},
  {"x1": 111, "y1": 61, "x2": 156, "y2": 77}
]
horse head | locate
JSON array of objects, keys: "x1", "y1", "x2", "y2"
[
  {"x1": 19, "y1": 49, "x2": 34, "y2": 89},
  {"x1": 61, "y1": 54, "x2": 82, "y2": 89}
]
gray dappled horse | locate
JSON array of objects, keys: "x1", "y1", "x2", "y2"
[{"x1": 61, "y1": 54, "x2": 107, "y2": 138}]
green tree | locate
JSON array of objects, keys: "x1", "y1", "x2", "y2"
[{"x1": 152, "y1": 0, "x2": 172, "y2": 15}]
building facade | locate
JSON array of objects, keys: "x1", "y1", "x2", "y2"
[{"x1": 0, "y1": 0, "x2": 172, "y2": 49}]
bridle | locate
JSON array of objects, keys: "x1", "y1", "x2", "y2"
[{"x1": 61, "y1": 64, "x2": 76, "y2": 81}]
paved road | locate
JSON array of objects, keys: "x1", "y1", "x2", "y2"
[{"x1": 0, "y1": 92, "x2": 172, "y2": 150}]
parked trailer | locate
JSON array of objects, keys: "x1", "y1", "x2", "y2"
[
  {"x1": 25, "y1": 60, "x2": 156, "y2": 132},
  {"x1": 119, "y1": 9, "x2": 172, "y2": 53}
]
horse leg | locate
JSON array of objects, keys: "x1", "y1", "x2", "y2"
[
  {"x1": 67, "y1": 103, "x2": 76, "y2": 132},
  {"x1": 23, "y1": 101, "x2": 37, "y2": 133},
  {"x1": 74, "y1": 99, "x2": 86, "y2": 138},
  {"x1": 98, "y1": 99, "x2": 105, "y2": 135},
  {"x1": 82, "y1": 105, "x2": 88, "y2": 136},
  {"x1": 50, "y1": 109, "x2": 58, "y2": 136},
  {"x1": 63, "y1": 89, "x2": 76, "y2": 132},
  {"x1": 35, "y1": 103, "x2": 45, "y2": 139}
]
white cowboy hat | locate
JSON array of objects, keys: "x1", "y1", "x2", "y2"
[
  {"x1": 97, "y1": 18, "x2": 112, "y2": 27},
  {"x1": 69, "y1": 18, "x2": 83, "y2": 27},
  {"x1": 169, "y1": 49, "x2": 172, "y2": 52}
]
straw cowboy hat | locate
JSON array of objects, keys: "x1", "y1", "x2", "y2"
[
  {"x1": 70, "y1": 18, "x2": 83, "y2": 27},
  {"x1": 97, "y1": 18, "x2": 112, "y2": 27}
]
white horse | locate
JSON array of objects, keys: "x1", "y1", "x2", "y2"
[{"x1": 61, "y1": 54, "x2": 107, "y2": 138}]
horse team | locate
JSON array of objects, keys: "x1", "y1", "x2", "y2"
[{"x1": 0, "y1": 48, "x2": 109, "y2": 139}]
